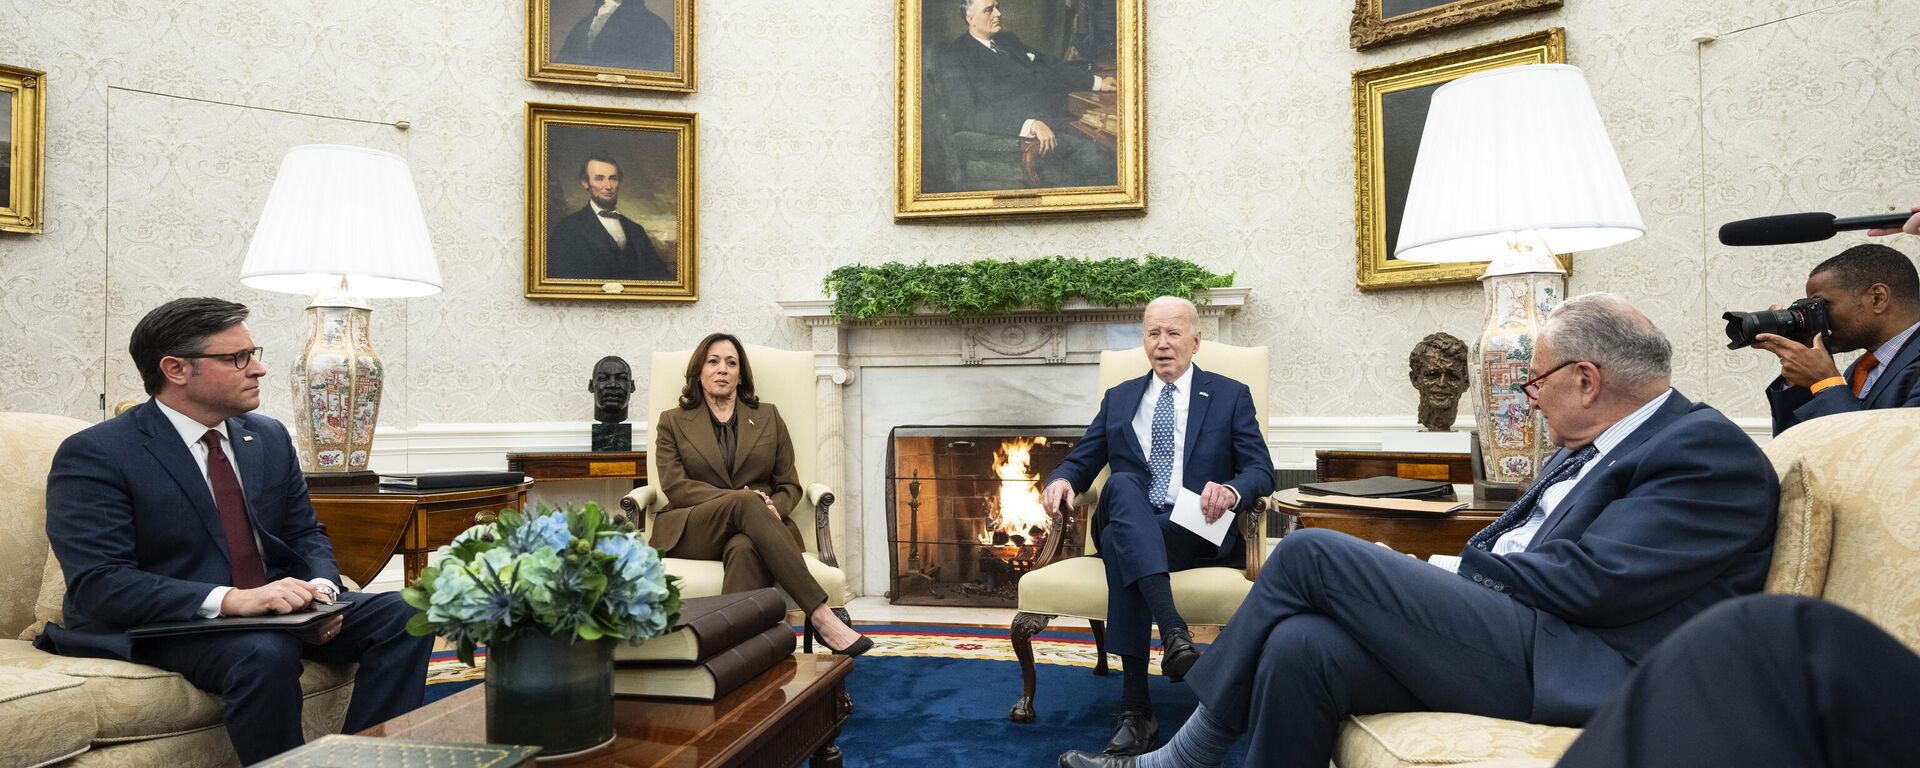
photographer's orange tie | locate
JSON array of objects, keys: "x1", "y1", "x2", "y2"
[{"x1": 1851, "y1": 352, "x2": 1879, "y2": 397}]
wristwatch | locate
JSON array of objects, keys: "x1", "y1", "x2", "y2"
[{"x1": 313, "y1": 582, "x2": 340, "y2": 603}]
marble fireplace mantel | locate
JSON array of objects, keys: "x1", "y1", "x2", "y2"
[{"x1": 775, "y1": 287, "x2": 1247, "y2": 595}]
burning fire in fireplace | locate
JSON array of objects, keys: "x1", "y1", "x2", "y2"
[{"x1": 979, "y1": 436, "x2": 1053, "y2": 562}]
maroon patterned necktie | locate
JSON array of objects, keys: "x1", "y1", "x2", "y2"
[{"x1": 201, "y1": 430, "x2": 268, "y2": 589}]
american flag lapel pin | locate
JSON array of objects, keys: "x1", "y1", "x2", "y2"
[
  {"x1": 1198, "y1": 391, "x2": 1210, "y2": 397},
  {"x1": 243, "y1": 435, "x2": 254, "y2": 442}
]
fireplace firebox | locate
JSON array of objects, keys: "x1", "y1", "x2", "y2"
[{"x1": 886, "y1": 425, "x2": 1090, "y2": 607}]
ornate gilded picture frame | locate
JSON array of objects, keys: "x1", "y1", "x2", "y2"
[
  {"x1": 894, "y1": 0, "x2": 1145, "y2": 220},
  {"x1": 1353, "y1": 28, "x2": 1567, "y2": 291},
  {"x1": 1350, "y1": 0, "x2": 1561, "y2": 50},
  {"x1": 526, "y1": 102, "x2": 697, "y2": 302},
  {"x1": 0, "y1": 63, "x2": 45, "y2": 235},
  {"x1": 527, "y1": 0, "x2": 694, "y2": 93}
]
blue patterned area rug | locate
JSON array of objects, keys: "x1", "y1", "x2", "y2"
[{"x1": 421, "y1": 623, "x2": 1246, "y2": 767}]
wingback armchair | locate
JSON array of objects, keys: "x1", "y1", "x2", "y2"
[
  {"x1": 1331, "y1": 408, "x2": 1920, "y2": 768},
  {"x1": 0, "y1": 412, "x2": 355, "y2": 768},
  {"x1": 1008, "y1": 341, "x2": 1275, "y2": 723},
  {"x1": 619, "y1": 345, "x2": 848, "y2": 611}
]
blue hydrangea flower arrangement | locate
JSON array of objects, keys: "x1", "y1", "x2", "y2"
[{"x1": 402, "y1": 502, "x2": 681, "y2": 665}]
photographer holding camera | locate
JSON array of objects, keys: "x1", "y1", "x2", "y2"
[{"x1": 1753, "y1": 244, "x2": 1920, "y2": 435}]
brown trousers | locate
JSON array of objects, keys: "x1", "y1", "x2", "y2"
[{"x1": 655, "y1": 490, "x2": 826, "y2": 610}]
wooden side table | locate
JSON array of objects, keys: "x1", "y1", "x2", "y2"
[
  {"x1": 1272, "y1": 488, "x2": 1501, "y2": 561},
  {"x1": 1314, "y1": 450, "x2": 1474, "y2": 484},
  {"x1": 506, "y1": 451, "x2": 648, "y2": 487},
  {"x1": 310, "y1": 482, "x2": 531, "y2": 588}
]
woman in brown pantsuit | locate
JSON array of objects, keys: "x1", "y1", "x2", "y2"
[{"x1": 651, "y1": 333, "x2": 870, "y2": 656}]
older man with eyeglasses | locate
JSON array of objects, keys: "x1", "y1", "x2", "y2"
[
  {"x1": 1061, "y1": 293, "x2": 1780, "y2": 768},
  {"x1": 37, "y1": 297, "x2": 432, "y2": 765}
]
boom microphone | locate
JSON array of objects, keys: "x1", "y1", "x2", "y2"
[{"x1": 1718, "y1": 211, "x2": 1916, "y2": 246}]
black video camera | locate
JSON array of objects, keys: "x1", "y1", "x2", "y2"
[{"x1": 1722, "y1": 297, "x2": 1830, "y2": 349}]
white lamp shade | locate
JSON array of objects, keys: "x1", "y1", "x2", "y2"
[
  {"x1": 240, "y1": 144, "x2": 443, "y2": 298},
  {"x1": 1395, "y1": 64, "x2": 1645, "y2": 263}
]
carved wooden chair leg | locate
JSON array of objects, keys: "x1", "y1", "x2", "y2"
[
  {"x1": 1088, "y1": 619, "x2": 1109, "y2": 676},
  {"x1": 1009, "y1": 611, "x2": 1053, "y2": 723},
  {"x1": 829, "y1": 606, "x2": 856, "y2": 715}
]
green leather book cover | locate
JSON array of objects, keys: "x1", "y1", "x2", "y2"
[{"x1": 256, "y1": 735, "x2": 541, "y2": 767}]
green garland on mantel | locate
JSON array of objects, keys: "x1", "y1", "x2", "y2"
[{"x1": 822, "y1": 255, "x2": 1235, "y2": 321}]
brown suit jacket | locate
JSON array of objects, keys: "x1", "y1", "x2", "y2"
[{"x1": 650, "y1": 400, "x2": 804, "y2": 554}]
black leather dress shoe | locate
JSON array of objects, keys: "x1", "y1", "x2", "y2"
[
  {"x1": 1160, "y1": 627, "x2": 1199, "y2": 682},
  {"x1": 1059, "y1": 750, "x2": 1135, "y2": 768},
  {"x1": 1102, "y1": 709, "x2": 1159, "y2": 755}
]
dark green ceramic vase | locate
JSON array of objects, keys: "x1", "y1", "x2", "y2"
[{"x1": 485, "y1": 629, "x2": 616, "y2": 756}]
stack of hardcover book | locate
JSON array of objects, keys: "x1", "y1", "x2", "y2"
[{"x1": 613, "y1": 587, "x2": 795, "y2": 701}]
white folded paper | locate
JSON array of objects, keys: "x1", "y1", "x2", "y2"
[{"x1": 1170, "y1": 487, "x2": 1235, "y2": 546}]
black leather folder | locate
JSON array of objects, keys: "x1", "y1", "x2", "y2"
[
  {"x1": 378, "y1": 471, "x2": 528, "y2": 490},
  {"x1": 1296, "y1": 476, "x2": 1454, "y2": 500},
  {"x1": 127, "y1": 598, "x2": 357, "y2": 638}
]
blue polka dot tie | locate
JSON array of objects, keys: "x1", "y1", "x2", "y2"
[
  {"x1": 1148, "y1": 383, "x2": 1177, "y2": 506},
  {"x1": 1467, "y1": 443, "x2": 1600, "y2": 551}
]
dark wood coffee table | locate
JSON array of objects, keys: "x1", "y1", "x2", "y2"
[{"x1": 362, "y1": 655, "x2": 853, "y2": 767}]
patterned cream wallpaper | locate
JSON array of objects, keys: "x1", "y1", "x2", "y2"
[{"x1": 0, "y1": 0, "x2": 1913, "y2": 428}]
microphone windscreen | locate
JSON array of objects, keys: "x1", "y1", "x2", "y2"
[{"x1": 1718, "y1": 212, "x2": 1837, "y2": 246}]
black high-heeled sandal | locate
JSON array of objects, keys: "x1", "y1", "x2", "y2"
[{"x1": 803, "y1": 613, "x2": 873, "y2": 657}]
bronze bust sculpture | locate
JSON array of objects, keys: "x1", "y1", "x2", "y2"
[
  {"x1": 590, "y1": 355, "x2": 636, "y2": 451},
  {"x1": 1408, "y1": 332, "x2": 1470, "y2": 432}
]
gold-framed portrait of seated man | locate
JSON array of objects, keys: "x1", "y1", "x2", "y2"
[
  {"x1": 525, "y1": 102, "x2": 698, "y2": 302},
  {"x1": 894, "y1": 0, "x2": 1144, "y2": 220}
]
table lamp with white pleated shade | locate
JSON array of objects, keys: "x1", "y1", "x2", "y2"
[
  {"x1": 1393, "y1": 64, "x2": 1644, "y2": 496},
  {"x1": 241, "y1": 144, "x2": 442, "y2": 483}
]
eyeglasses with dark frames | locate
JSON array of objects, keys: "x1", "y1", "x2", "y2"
[
  {"x1": 178, "y1": 347, "x2": 264, "y2": 369},
  {"x1": 1521, "y1": 359, "x2": 1595, "y2": 400}
]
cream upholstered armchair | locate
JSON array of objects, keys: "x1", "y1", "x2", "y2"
[
  {"x1": 0, "y1": 412, "x2": 355, "y2": 768},
  {"x1": 619, "y1": 345, "x2": 848, "y2": 611},
  {"x1": 1008, "y1": 340, "x2": 1275, "y2": 723},
  {"x1": 1330, "y1": 408, "x2": 1920, "y2": 768}
]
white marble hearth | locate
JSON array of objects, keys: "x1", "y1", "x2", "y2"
[{"x1": 779, "y1": 290, "x2": 1247, "y2": 596}]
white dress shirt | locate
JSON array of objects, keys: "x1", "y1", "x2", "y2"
[
  {"x1": 588, "y1": 0, "x2": 621, "y2": 45},
  {"x1": 152, "y1": 400, "x2": 336, "y2": 617},
  {"x1": 591, "y1": 200, "x2": 629, "y2": 248},
  {"x1": 1490, "y1": 389, "x2": 1675, "y2": 555},
  {"x1": 1131, "y1": 365, "x2": 1193, "y2": 506}
]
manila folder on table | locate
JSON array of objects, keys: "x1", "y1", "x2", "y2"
[{"x1": 127, "y1": 599, "x2": 356, "y2": 638}]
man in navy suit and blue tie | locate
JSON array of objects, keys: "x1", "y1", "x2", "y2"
[
  {"x1": 1756, "y1": 243, "x2": 1920, "y2": 435},
  {"x1": 38, "y1": 298, "x2": 432, "y2": 764},
  {"x1": 1042, "y1": 296, "x2": 1274, "y2": 757},
  {"x1": 1060, "y1": 293, "x2": 1779, "y2": 768}
]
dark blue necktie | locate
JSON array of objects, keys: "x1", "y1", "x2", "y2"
[
  {"x1": 1148, "y1": 383, "x2": 1177, "y2": 506},
  {"x1": 1467, "y1": 444, "x2": 1600, "y2": 551}
]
